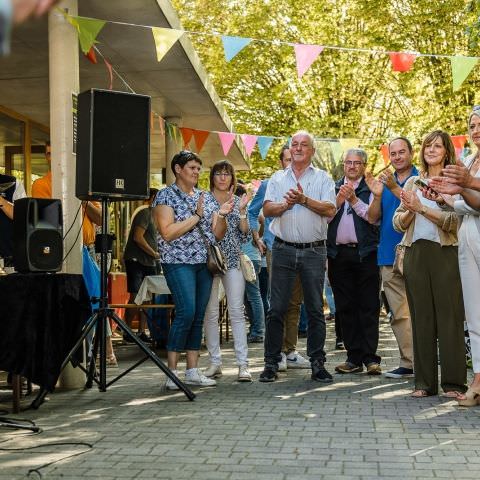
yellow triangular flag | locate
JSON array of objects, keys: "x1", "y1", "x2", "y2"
[
  {"x1": 152, "y1": 27, "x2": 183, "y2": 62},
  {"x1": 450, "y1": 56, "x2": 478, "y2": 92}
]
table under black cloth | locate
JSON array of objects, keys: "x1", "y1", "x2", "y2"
[{"x1": 0, "y1": 273, "x2": 91, "y2": 392}]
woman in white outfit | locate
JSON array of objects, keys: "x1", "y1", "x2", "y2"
[
  {"x1": 429, "y1": 108, "x2": 480, "y2": 406},
  {"x1": 203, "y1": 160, "x2": 252, "y2": 382}
]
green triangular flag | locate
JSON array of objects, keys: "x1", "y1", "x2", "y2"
[
  {"x1": 68, "y1": 15, "x2": 106, "y2": 54},
  {"x1": 450, "y1": 56, "x2": 478, "y2": 92}
]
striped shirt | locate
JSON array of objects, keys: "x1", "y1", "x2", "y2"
[{"x1": 264, "y1": 164, "x2": 336, "y2": 243}]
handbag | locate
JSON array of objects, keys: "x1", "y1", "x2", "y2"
[
  {"x1": 206, "y1": 243, "x2": 227, "y2": 276},
  {"x1": 392, "y1": 244, "x2": 405, "y2": 276},
  {"x1": 172, "y1": 186, "x2": 227, "y2": 275},
  {"x1": 239, "y1": 253, "x2": 256, "y2": 283}
]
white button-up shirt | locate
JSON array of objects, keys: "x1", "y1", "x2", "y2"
[{"x1": 264, "y1": 164, "x2": 336, "y2": 243}]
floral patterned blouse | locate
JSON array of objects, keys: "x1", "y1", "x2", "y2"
[
  {"x1": 153, "y1": 184, "x2": 218, "y2": 264},
  {"x1": 206, "y1": 192, "x2": 251, "y2": 270}
]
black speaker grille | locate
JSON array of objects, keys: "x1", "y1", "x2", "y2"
[
  {"x1": 76, "y1": 89, "x2": 150, "y2": 200},
  {"x1": 29, "y1": 230, "x2": 63, "y2": 271}
]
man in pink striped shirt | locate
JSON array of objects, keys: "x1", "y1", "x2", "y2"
[{"x1": 326, "y1": 148, "x2": 381, "y2": 375}]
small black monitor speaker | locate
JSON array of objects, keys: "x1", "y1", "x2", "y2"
[
  {"x1": 13, "y1": 198, "x2": 63, "y2": 273},
  {"x1": 76, "y1": 89, "x2": 150, "y2": 201}
]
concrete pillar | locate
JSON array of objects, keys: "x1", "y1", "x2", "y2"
[
  {"x1": 49, "y1": 0, "x2": 82, "y2": 275},
  {"x1": 49, "y1": 1, "x2": 85, "y2": 389},
  {"x1": 165, "y1": 116, "x2": 181, "y2": 185}
]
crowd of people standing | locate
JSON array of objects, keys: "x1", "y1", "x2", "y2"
[{"x1": 129, "y1": 112, "x2": 480, "y2": 408}]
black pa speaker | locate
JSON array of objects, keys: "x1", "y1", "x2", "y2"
[
  {"x1": 13, "y1": 198, "x2": 63, "y2": 273},
  {"x1": 76, "y1": 88, "x2": 150, "y2": 201}
]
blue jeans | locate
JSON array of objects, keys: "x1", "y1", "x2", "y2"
[
  {"x1": 162, "y1": 263, "x2": 213, "y2": 352},
  {"x1": 265, "y1": 241, "x2": 327, "y2": 367},
  {"x1": 244, "y1": 260, "x2": 265, "y2": 337}
]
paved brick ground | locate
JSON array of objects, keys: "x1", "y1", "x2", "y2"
[{"x1": 0, "y1": 317, "x2": 479, "y2": 479}]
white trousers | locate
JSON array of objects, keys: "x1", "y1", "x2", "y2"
[
  {"x1": 204, "y1": 267, "x2": 248, "y2": 366},
  {"x1": 458, "y1": 216, "x2": 480, "y2": 373}
]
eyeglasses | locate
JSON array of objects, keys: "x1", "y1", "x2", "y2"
[
  {"x1": 344, "y1": 160, "x2": 363, "y2": 167},
  {"x1": 214, "y1": 172, "x2": 232, "y2": 177}
]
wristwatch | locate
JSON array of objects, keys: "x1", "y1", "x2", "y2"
[
  {"x1": 420, "y1": 206, "x2": 427, "y2": 215},
  {"x1": 239, "y1": 213, "x2": 247, "y2": 219},
  {"x1": 302, "y1": 196, "x2": 308, "y2": 206}
]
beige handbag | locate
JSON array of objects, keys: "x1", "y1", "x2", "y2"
[{"x1": 239, "y1": 253, "x2": 256, "y2": 283}]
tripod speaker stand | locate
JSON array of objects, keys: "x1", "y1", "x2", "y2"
[{"x1": 31, "y1": 198, "x2": 195, "y2": 409}]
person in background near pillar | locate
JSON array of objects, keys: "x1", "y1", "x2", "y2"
[
  {"x1": 123, "y1": 188, "x2": 160, "y2": 344},
  {"x1": 0, "y1": 172, "x2": 26, "y2": 265},
  {"x1": 259, "y1": 131, "x2": 336, "y2": 383},
  {"x1": 32, "y1": 141, "x2": 118, "y2": 366},
  {"x1": 328, "y1": 148, "x2": 382, "y2": 376},
  {"x1": 365, "y1": 137, "x2": 418, "y2": 379},
  {"x1": 248, "y1": 145, "x2": 310, "y2": 370}
]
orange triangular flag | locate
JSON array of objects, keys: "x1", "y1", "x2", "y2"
[
  {"x1": 193, "y1": 130, "x2": 210, "y2": 153},
  {"x1": 180, "y1": 128, "x2": 194, "y2": 148}
]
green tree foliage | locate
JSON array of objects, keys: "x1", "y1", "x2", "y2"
[{"x1": 173, "y1": 0, "x2": 480, "y2": 179}]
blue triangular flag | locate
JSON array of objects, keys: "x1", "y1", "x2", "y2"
[
  {"x1": 257, "y1": 136, "x2": 274, "y2": 159},
  {"x1": 221, "y1": 36, "x2": 252, "y2": 62}
]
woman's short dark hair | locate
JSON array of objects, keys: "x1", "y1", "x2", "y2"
[
  {"x1": 171, "y1": 150, "x2": 202, "y2": 176},
  {"x1": 419, "y1": 130, "x2": 456, "y2": 173},
  {"x1": 209, "y1": 160, "x2": 236, "y2": 192},
  {"x1": 279, "y1": 144, "x2": 290, "y2": 162}
]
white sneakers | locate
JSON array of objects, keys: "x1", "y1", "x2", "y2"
[
  {"x1": 238, "y1": 365, "x2": 252, "y2": 382},
  {"x1": 278, "y1": 352, "x2": 287, "y2": 371},
  {"x1": 286, "y1": 351, "x2": 310, "y2": 369},
  {"x1": 165, "y1": 369, "x2": 180, "y2": 391},
  {"x1": 278, "y1": 351, "x2": 310, "y2": 371},
  {"x1": 167, "y1": 365, "x2": 252, "y2": 388},
  {"x1": 165, "y1": 368, "x2": 216, "y2": 390},
  {"x1": 203, "y1": 364, "x2": 223, "y2": 378},
  {"x1": 185, "y1": 368, "x2": 217, "y2": 387}
]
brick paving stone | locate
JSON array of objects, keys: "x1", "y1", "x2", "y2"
[{"x1": 0, "y1": 317, "x2": 478, "y2": 479}]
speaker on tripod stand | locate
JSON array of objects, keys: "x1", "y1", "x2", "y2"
[{"x1": 30, "y1": 89, "x2": 195, "y2": 409}]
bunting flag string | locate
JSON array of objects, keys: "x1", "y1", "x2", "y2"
[
  {"x1": 68, "y1": 13, "x2": 480, "y2": 90},
  {"x1": 69, "y1": 18, "x2": 472, "y2": 160}
]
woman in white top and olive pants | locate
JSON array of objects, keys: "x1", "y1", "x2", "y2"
[{"x1": 393, "y1": 130, "x2": 467, "y2": 398}]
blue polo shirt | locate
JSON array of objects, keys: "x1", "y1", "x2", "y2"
[{"x1": 378, "y1": 166, "x2": 418, "y2": 266}]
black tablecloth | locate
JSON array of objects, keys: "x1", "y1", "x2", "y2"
[{"x1": 0, "y1": 273, "x2": 91, "y2": 391}]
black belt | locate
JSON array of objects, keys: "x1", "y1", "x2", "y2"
[
  {"x1": 337, "y1": 243, "x2": 358, "y2": 248},
  {"x1": 275, "y1": 237, "x2": 326, "y2": 249}
]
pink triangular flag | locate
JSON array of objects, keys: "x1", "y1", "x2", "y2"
[
  {"x1": 294, "y1": 44, "x2": 324, "y2": 78},
  {"x1": 241, "y1": 134, "x2": 258, "y2": 156},
  {"x1": 218, "y1": 132, "x2": 236, "y2": 156}
]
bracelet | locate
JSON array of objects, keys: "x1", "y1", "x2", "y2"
[
  {"x1": 239, "y1": 213, "x2": 247, "y2": 219},
  {"x1": 218, "y1": 212, "x2": 226, "y2": 218},
  {"x1": 302, "y1": 196, "x2": 308, "y2": 206},
  {"x1": 194, "y1": 212, "x2": 202, "y2": 220},
  {"x1": 420, "y1": 206, "x2": 427, "y2": 215}
]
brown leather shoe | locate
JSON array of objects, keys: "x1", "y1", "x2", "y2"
[
  {"x1": 366, "y1": 363, "x2": 382, "y2": 375},
  {"x1": 335, "y1": 362, "x2": 363, "y2": 374}
]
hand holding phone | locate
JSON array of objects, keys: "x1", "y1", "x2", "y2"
[{"x1": 414, "y1": 178, "x2": 429, "y2": 189}]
